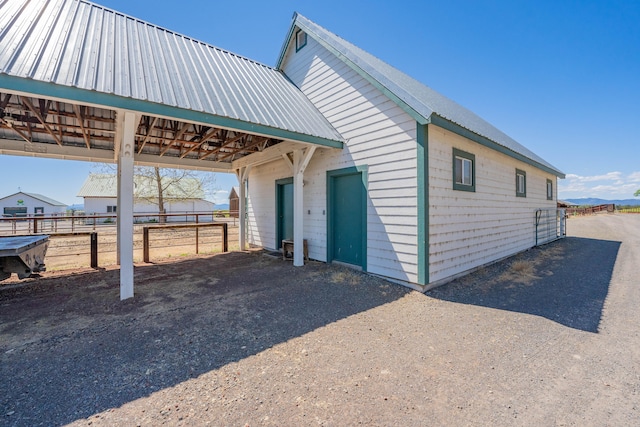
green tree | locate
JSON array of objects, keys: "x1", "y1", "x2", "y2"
[{"x1": 635, "y1": 189, "x2": 640, "y2": 197}]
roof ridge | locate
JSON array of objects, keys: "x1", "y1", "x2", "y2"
[{"x1": 281, "y1": 13, "x2": 564, "y2": 177}]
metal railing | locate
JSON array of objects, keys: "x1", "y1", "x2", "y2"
[
  {"x1": 0, "y1": 212, "x2": 223, "y2": 235},
  {"x1": 535, "y1": 208, "x2": 566, "y2": 246}
]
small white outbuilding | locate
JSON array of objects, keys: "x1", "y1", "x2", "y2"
[
  {"x1": 77, "y1": 174, "x2": 214, "y2": 220},
  {"x1": 0, "y1": 191, "x2": 67, "y2": 217}
]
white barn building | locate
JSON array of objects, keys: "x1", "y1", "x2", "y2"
[
  {"x1": 0, "y1": 191, "x2": 67, "y2": 217},
  {"x1": 77, "y1": 174, "x2": 214, "y2": 220},
  {"x1": 244, "y1": 14, "x2": 565, "y2": 289},
  {"x1": 0, "y1": 1, "x2": 563, "y2": 298}
]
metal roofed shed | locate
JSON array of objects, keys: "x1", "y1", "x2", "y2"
[{"x1": 0, "y1": 0, "x2": 343, "y2": 168}]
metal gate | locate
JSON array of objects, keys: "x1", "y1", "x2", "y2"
[{"x1": 535, "y1": 208, "x2": 566, "y2": 246}]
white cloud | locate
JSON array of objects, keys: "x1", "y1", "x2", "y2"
[
  {"x1": 212, "y1": 190, "x2": 229, "y2": 205},
  {"x1": 559, "y1": 171, "x2": 640, "y2": 199},
  {"x1": 564, "y1": 172, "x2": 622, "y2": 182}
]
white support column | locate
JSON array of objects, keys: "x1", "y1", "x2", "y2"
[
  {"x1": 116, "y1": 111, "x2": 136, "y2": 300},
  {"x1": 292, "y1": 146, "x2": 316, "y2": 267},
  {"x1": 236, "y1": 165, "x2": 251, "y2": 251}
]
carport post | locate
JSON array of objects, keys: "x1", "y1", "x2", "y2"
[
  {"x1": 292, "y1": 147, "x2": 316, "y2": 267},
  {"x1": 236, "y1": 166, "x2": 251, "y2": 251},
  {"x1": 116, "y1": 111, "x2": 136, "y2": 300}
]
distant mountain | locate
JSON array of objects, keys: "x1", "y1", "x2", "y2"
[
  {"x1": 214, "y1": 203, "x2": 230, "y2": 210},
  {"x1": 564, "y1": 198, "x2": 640, "y2": 206}
]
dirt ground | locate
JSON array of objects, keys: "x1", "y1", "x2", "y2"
[{"x1": 1, "y1": 214, "x2": 639, "y2": 426}]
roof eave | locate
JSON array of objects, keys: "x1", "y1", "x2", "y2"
[
  {"x1": 0, "y1": 74, "x2": 343, "y2": 150},
  {"x1": 428, "y1": 115, "x2": 565, "y2": 178}
]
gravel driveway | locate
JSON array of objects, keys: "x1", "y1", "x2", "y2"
[{"x1": 1, "y1": 214, "x2": 639, "y2": 426}]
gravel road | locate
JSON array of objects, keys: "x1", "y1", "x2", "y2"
[{"x1": 1, "y1": 214, "x2": 638, "y2": 426}]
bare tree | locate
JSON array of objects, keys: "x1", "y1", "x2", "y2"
[{"x1": 92, "y1": 164, "x2": 217, "y2": 222}]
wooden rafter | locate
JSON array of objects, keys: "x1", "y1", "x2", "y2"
[
  {"x1": 0, "y1": 116, "x2": 32, "y2": 143},
  {"x1": 199, "y1": 132, "x2": 246, "y2": 160},
  {"x1": 20, "y1": 96, "x2": 62, "y2": 145},
  {"x1": 217, "y1": 136, "x2": 270, "y2": 162},
  {"x1": 180, "y1": 126, "x2": 219, "y2": 158},
  {"x1": 160, "y1": 122, "x2": 191, "y2": 156},
  {"x1": 73, "y1": 104, "x2": 91, "y2": 149},
  {"x1": 0, "y1": 93, "x2": 12, "y2": 111},
  {"x1": 137, "y1": 116, "x2": 158, "y2": 154}
]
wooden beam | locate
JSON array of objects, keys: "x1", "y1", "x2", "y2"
[
  {"x1": 0, "y1": 93, "x2": 12, "y2": 111},
  {"x1": 160, "y1": 121, "x2": 190, "y2": 156},
  {"x1": 180, "y1": 126, "x2": 219, "y2": 158},
  {"x1": 20, "y1": 96, "x2": 62, "y2": 146},
  {"x1": 73, "y1": 104, "x2": 91, "y2": 149},
  {"x1": 137, "y1": 115, "x2": 158, "y2": 154},
  {"x1": 0, "y1": 117, "x2": 32, "y2": 143},
  {"x1": 199, "y1": 132, "x2": 245, "y2": 160},
  {"x1": 216, "y1": 136, "x2": 270, "y2": 162}
]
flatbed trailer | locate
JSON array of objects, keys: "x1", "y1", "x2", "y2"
[{"x1": 0, "y1": 235, "x2": 49, "y2": 281}]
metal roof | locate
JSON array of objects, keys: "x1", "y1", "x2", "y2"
[
  {"x1": 279, "y1": 13, "x2": 564, "y2": 178},
  {"x1": 0, "y1": 191, "x2": 66, "y2": 206},
  {"x1": 0, "y1": 0, "x2": 343, "y2": 145},
  {"x1": 77, "y1": 173, "x2": 206, "y2": 199}
]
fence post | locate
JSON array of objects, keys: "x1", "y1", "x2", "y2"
[
  {"x1": 34, "y1": 218, "x2": 38, "y2": 234},
  {"x1": 90, "y1": 232, "x2": 98, "y2": 268},
  {"x1": 195, "y1": 215, "x2": 199, "y2": 254},
  {"x1": 222, "y1": 222, "x2": 228, "y2": 252},
  {"x1": 143, "y1": 227, "x2": 150, "y2": 263}
]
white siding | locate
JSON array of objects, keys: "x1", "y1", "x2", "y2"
[
  {"x1": 428, "y1": 125, "x2": 557, "y2": 283},
  {"x1": 0, "y1": 193, "x2": 66, "y2": 215},
  {"x1": 248, "y1": 35, "x2": 419, "y2": 283}
]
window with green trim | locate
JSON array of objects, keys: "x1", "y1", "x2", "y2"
[
  {"x1": 295, "y1": 29, "x2": 307, "y2": 52},
  {"x1": 546, "y1": 179, "x2": 553, "y2": 200},
  {"x1": 453, "y1": 148, "x2": 475, "y2": 192},
  {"x1": 516, "y1": 169, "x2": 526, "y2": 197}
]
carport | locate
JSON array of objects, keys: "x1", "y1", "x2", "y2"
[{"x1": 0, "y1": 0, "x2": 343, "y2": 299}]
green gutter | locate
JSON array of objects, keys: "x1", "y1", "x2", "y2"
[{"x1": 0, "y1": 74, "x2": 344, "y2": 149}]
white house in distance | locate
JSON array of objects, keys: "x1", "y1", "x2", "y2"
[
  {"x1": 0, "y1": 1, "x2": 564, "y2": 297},
  {"x1": 77, "y1": 174, "x2": 214, "y2": 220},
  {"x1": 0, "y1": 191, "x2": 67, "y2": 217}
]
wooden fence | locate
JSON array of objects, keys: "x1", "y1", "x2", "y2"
[{"x1": 565, "y1": 204, "x2": 615, "y2": 216}]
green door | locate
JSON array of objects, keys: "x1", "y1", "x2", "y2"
[
  {"x1": 276, "y1": 179, "x2": 294, "y2": 249},
  {"x1": 328, "y1": 169, "x2": 367, "y2": 268}
]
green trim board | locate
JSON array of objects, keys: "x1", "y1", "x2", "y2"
[
  {"x1": 275, "y1": 177, "x2": 294, "y2": 248},
  {"x1": 546, "y1": 179, "x2": 554, "y2": 200},
  {"x1": 452, "y1": 147, "x2": 476, "y2": 192},
  {"x1": 326, "y1": 165, "x2": 368, "y2": 271},
  {"x1": 295, "y1": 29, "x2": 307, "y2": 52},
  {"x1": 416, "y1": 123, "x2": 429, "y2": 286},
  {"x1": 516, "y1": 168, "x2": 527, "y2": 197},
  {"x1": 0, "y1": 74, "x2": 344, "y2": 150},
  {"x1": 429, "y1": 115, "x2": 565, "y2": 178}
]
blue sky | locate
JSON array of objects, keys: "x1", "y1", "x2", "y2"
[{"x1": 1, "y1": 0, "x2": 638, "y2": 205}]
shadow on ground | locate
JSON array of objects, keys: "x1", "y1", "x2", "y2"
[
  {"x1": 428, "y1": 237, "x2": 620, "y2": 333},
  {"x1": 0, "y1": 252, "x2": 409, "y2": 426}
]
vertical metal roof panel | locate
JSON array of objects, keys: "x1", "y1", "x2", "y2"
[{"x1": 0, "y1": 0, "x2": 343, "y2": 143}]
